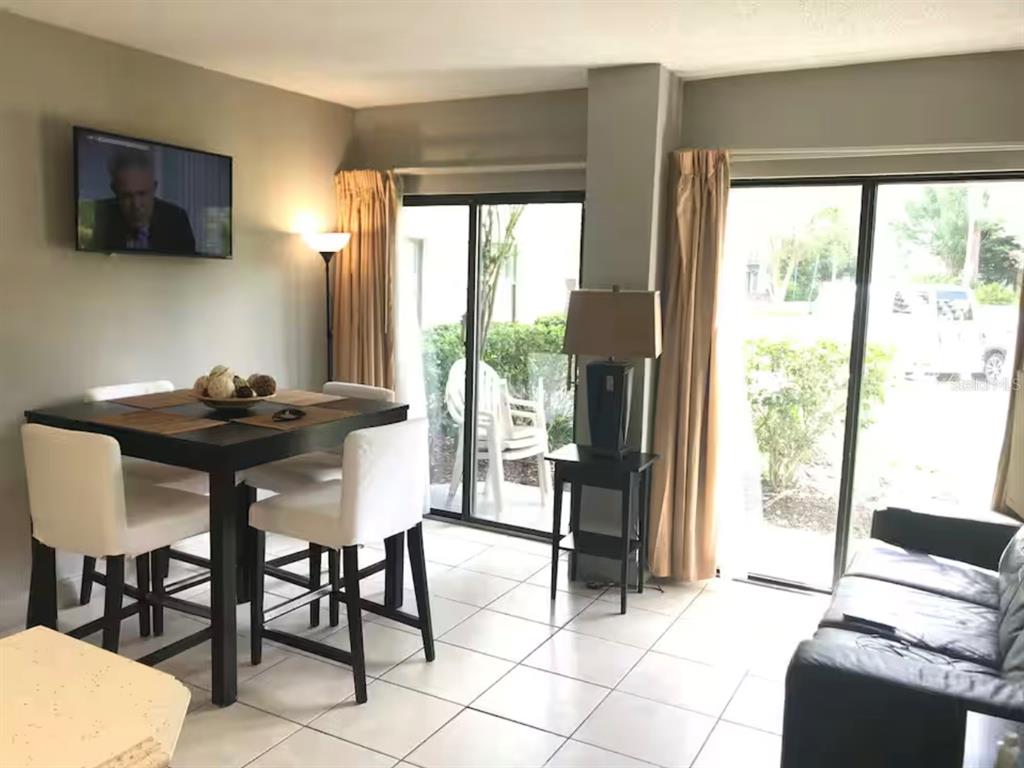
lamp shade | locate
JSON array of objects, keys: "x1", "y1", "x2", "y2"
[
  {"x1": 563, "y1": 288, "x2": 662, "y2": 359},
  {"x1": 304, "y1": 231, "x2": 351, "y2": 254}
]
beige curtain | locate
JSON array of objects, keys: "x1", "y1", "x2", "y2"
[
  {"x1": 649, "y1": 150, "x2": 730, "y2": 581},
  {"x1": 993, "y1": 284, "x2": 1024, "y2": 518},
  {"x1": 334, "y1": 170, "x2": 400, "y2": 389}
]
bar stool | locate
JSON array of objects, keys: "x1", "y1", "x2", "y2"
[
  {"x1": 242, "y1": 382, "x2": 394, "y2": 493},
  {"x1": 22, "y1": 424, "x2": 210, "y2": 651},
  {"x1": 80, "y1": 380, "x2": 209, "y2": 610},
  {"x1": 247, "y1": 418, "x2": 433, "y2": 703},
  {"x1": 242, "y1": 381, "x2": 395, "y2": 628}
]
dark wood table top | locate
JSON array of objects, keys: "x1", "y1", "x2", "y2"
[
  {"x1": 25, "y1": 396, "x2": 409, "y2": 472},
  {"x1": 546, "y1": 443, "x2": 658, "y2": 473}
]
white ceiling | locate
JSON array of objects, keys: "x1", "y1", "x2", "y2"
[{"x1": 4, "y1": 0, "x2": 1022, "y2": 108}]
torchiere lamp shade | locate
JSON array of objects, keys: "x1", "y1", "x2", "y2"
[
  {"x1": 562, "y1": 289, "x2": 662, "y2": 359},
  {"x1": 563, "y1": 288, "x2": 662, "y2": 456},
  {"x1": 304, "y1": 231, "x2": 351, "y2": 255}
]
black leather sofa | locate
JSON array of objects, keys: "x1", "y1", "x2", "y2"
[{"x1": 782, "y1": 506, "x2": 1024, "y2": 768}]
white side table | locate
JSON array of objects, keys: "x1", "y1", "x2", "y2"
[{"x1": 1, "y1": 626, "x2": 190, "y2": 768}]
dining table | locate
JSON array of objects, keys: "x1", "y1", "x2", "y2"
[{"x1": 24, "y1": 391, "x2": 409, "y2": 706}]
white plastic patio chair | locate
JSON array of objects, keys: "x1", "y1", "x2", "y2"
[{"x1": 443, "y1": 359, "x2": 550, "y2": 514}]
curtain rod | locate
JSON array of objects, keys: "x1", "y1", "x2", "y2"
[
  {"x1": 730, "y1": 142, "x2": 1024, "y2": 162},
  {"x1": 393, "y1": 159, "x2": 585, "y2": 176}
]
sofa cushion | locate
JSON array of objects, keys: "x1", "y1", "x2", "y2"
[
  {"x1": 846, "y1": 540, "x2": 999, "y2": 609},
  {"x1": 821, "y1": 576, "x2": 1000, "y2": 668},
  {"x1": 790, "y1": 630, "x2": 1024, "y2": 727},
  {"x1": 999, "y1": 526, "x2": 1024, "y2": 669},
  {"x1": 810, "y1": 627, "x2": 1000, "y2": 678}
]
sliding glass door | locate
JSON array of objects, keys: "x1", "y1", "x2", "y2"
[
  {"x1": 721, "y1": 185, "x2": 863, "y2": 586},
  {"x1": 722, "y1": 173, "x2": 1023, "y2": 589},
  {"x1": 400, "y1": 192, "x2": 584, "y2": 535},
  {"x1": 848, "y1": 179, "x2": 1024, "y2": 560}
]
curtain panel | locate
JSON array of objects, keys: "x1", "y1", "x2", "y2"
[
  {"x1": 334, "y1": 170, "x2": 400, "y2": 390},
  {"x1": 649, "y1": 149, "x2": 731, "y2": 581}
]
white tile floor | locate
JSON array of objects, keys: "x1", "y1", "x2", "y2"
[{"x1": 53, "y1": 519, "x2": 828, "y2": 767}]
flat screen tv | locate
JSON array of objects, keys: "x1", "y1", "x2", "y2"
[{"x1": 74, "y1": 127, "x2": 232, "y2": 258}]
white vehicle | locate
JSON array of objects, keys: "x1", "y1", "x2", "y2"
[{"x1": 811, "y1": 282, "x2": 1012, "y2": 384}]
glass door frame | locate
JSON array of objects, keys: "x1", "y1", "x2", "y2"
[
  {"x1": 404, "y1": 190, "x2": 586, "y2": 536},
  {"x1": 732, "y1": 170, "x2": 1024, "y2": 590}
]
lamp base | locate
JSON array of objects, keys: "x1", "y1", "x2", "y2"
[{"x1": 585, "y1": 360, "x2": 633, "y2": 457}]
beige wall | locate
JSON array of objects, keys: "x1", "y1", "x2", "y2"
[
  {"x1": 0, "y1": 13, "x2": 353, "y2": 629},
  {"x1": 680, "y1": 50, "x2": 1024, "y2": 177},
  {"x1": 351, "y1": 89, "x2": 587, "y2": 194}
]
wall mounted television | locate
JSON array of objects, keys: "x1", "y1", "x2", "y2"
[{"x1": 74, "y1": 127, "x2": 232, "y2": 258}]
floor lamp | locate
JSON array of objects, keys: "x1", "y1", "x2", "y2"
[{"x1": 304, "y1": 232, "x2": 351, "y2": 382}]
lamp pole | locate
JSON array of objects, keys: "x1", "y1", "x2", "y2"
[
  {"x1": 321, "y1": 250, "x2": 335, "y2": 382},
  {"x1": 305, "y1": 231, "x2": 349, "y2": 384}
]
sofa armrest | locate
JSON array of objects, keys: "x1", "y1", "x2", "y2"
[
  {"x1": 783, "y1": 638, "x2": 1024, "y2": 767},
  {"x1": 870, "y1": 506, "x2": 1018, "y2": 571}
]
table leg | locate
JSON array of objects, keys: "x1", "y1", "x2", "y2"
[
  {"x1": 638, "y1": 470, "x2": 650, "y2": 594},
  {"x1": 27, "y1": 537, "x2": 57, "y2": 630},
  {"x1": 384, "y1": 532, "x2": 405, "y2": 609},
  {"x1": 620, "y1": 475, "x2": 634, "y2": 615},
  {"x1": 209, "y1": 468, "x2": 238, "y2": 706},
  {"x1": 568, "y1": 481, "x2": 581, "y2": 582},
  {"x1": 550, "y1": 466, "x2": 564, "y2": 601}
]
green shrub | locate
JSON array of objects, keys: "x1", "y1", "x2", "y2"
[
  {"x1": 974, "y1": 281, "x2": 1018, "y2": 305},
  {"x1": 746, "y1": 339, "x2": 892, "y2": 491}
]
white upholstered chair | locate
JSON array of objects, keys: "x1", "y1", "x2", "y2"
[
  {"x1": 444, "y1": 359, "x2": 550, "y2": 513},
  {"x1": 22, "y1": 424, "x2": 209, "y2": 651},
  {"x1": 84, "y1": 380, "x2": 208, "y2": 492},
  {"x1": 241, "y1": 382, "x2": 394, "y2": 494},
  {"x1": 242, "y1": 381, "x2": 394, "y2": 628},
  {"x1": 80, "y1": 380, "x2": 209, "y2": 608},
  {"x1": 248, "y1": 418, "x2": 433, "y2": 703}
]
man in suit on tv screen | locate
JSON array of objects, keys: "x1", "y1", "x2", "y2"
[{"x1": 91, "y1": 148, "x2": 196, "y2": 254}]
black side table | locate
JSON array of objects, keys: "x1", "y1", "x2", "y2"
[{"x1": 545, "y1": 444, "x2": 659, "y2": 614}]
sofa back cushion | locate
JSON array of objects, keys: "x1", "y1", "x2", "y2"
[{"x1": 999, "y1": 526, "x2": 1024, "y2": 673}]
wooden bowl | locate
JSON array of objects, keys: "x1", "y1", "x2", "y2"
[{"x1": 197, "y1": 394, "x2": 274, "y2": 413}]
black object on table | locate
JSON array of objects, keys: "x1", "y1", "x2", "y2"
[
  {"x1": 545, "y1": 443, "x2": 658, "y2": 614},
  {"x1": 24, "y1": 395, "x2": 407, "y2": 706}
]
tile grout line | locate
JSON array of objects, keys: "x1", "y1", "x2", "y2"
[
  {"x1": 388, "y1": 574, "x2": 608, "y2": 765},
  {"x1": 306, "y1": 680, "x2": 467, "y2": 765},
  {"x1": 174, "y1": 526, "x2": 789, "y2": 767},
  {"x1": 566, "y1": 580, "x2": 716, "y2": 768}
]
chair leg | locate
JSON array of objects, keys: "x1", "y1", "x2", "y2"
[
  {"x1": 135, "y1": 553, "x2": 151, "y2": 638},
  {"x1": 80, "y1": 556, "x2": 96, "y2": 606},
  {"x1": 407, "y1": 523, "x2": 435, "y2": 662},
  {"x1": 27, "y1": 538, "x2": 57, "y2": 630},
  {"x1": 384, "y1": 533, "x2": 405, "y2": 609},
  {"x1": 309, "y1": 543, "x2": 322, "y2": 628},
  {"x1": 343, "y1": 546, "x2": 367, "y2": 703},
  {"x1": 152, "y1": 547, "x2": 166, "y2": 636},
  {"x1": 328, "y1": 549, "x2": 340, "y2": 627},
  {"x1": 102, "y1": 556, "x2": 125, "y2": 652},
  {"x1": 447, "y1": 424, "x2": 464, "y2": 501},
  {"x1": 536, "y1": 453, "x2": 549, "y2": 507},
  {"x1": 251, "y1": 530, "x2": 266, "y2": 665},
  {"x1": 493, "y1": 458, "x2": 506, "y2": 516}
]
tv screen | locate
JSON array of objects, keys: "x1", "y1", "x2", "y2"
[{"x1": 75, "y1": 127, "x2": 232, "y2": 258}]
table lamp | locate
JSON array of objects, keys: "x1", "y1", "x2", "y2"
[
  {"x1": 304, "y1": 232, "x2": 351, "y2": 381},
  {"x1": 563, "y1": 287, "x2": 662, "y2": 456}
]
